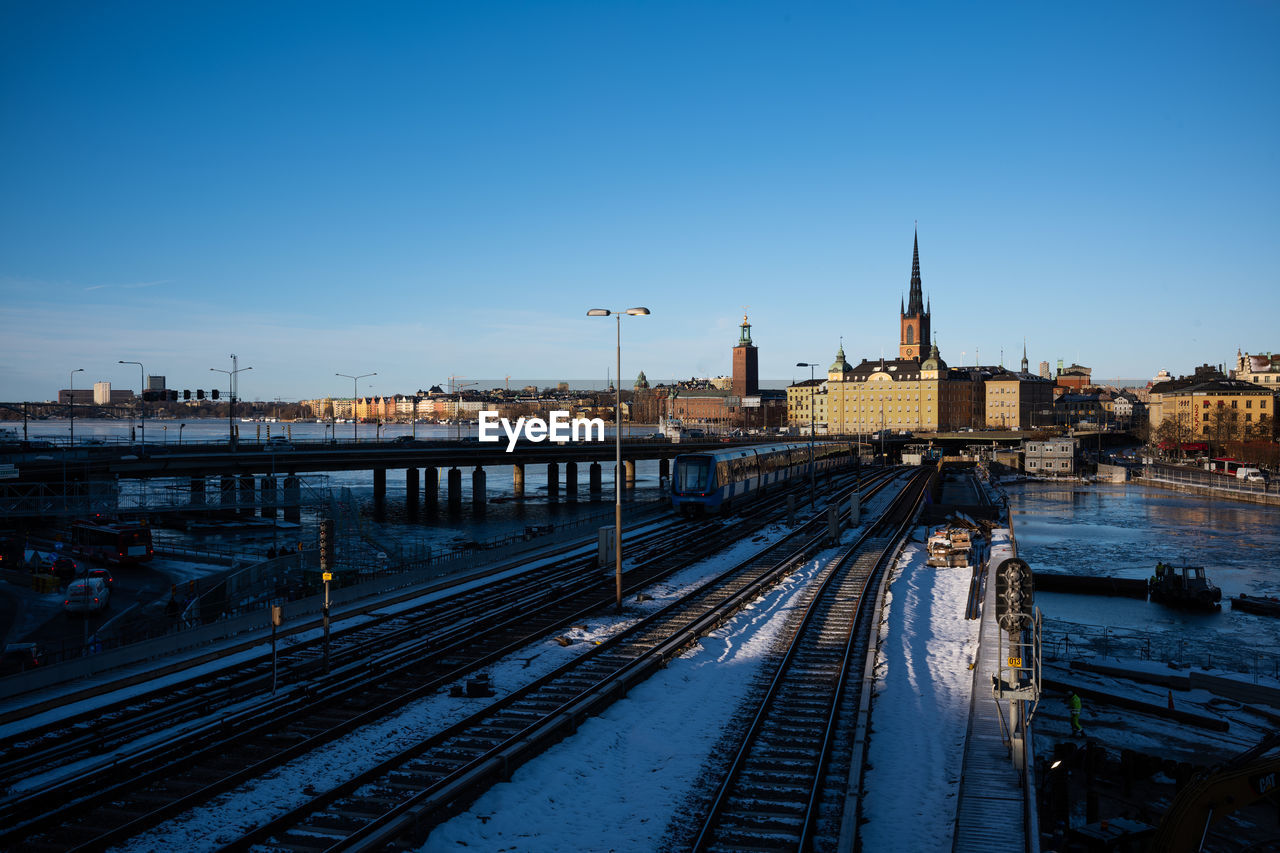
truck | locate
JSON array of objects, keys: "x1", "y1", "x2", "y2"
[{"x1": 1236, "y1": 467, "x2": 1266, "y2": 483}]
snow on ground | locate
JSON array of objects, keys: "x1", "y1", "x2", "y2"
[
  {"x1": 112, "y1": 502, "x2": 873, "y2": 853},
  {"x1": 860, "y1": 532, "x2": 981, "y2": 851},
  {"x1": 419, "y1": 556, "x2": 827, "y2": 853}
]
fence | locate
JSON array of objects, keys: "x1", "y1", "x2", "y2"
[
  {"x1": 1042, "y1": 618, "x2": 1280, "y2": 682},
  {"x1": 1139, "y1": 463, "x2": 1276, "y2": 503}
]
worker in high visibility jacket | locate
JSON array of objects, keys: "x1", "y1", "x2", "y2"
[{"x1": 1069, "y1": 691, "x2": 1084, "y2": 736}]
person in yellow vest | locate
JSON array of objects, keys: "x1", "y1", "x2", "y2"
[{"x1": 1069, "y1": 691, "x2": 1084, "y2": 736}]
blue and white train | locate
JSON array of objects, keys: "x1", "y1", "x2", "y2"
[{"x1": 670, "y1": 441, "x2": 854, "y2": 516}]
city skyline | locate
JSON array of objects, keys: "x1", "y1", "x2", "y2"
[{"x1": 2, "y1": 2, "x2": 1278, "y2": 402}]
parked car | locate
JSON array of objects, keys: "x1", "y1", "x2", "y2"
[
  {"x1": 45, "y1": 556, "x2": 78, "y2": 584},
  {"x1": 64, "y1": 577, "x2": 110, "y2": 614},
  {"x1": 0, "y1": 642, "x2": 44, "y2": 675}
]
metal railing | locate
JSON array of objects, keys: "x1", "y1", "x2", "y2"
[{"x1": 1043, "y1": 618, "x2": 1280, "y2": 682}]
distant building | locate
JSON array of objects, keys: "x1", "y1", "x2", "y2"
[
  {"x1": 94, "y1": 381, "x2": 112, "y2": 405},
  {"x1": 58, "y1": 389, "x2": 95, "y2": 404},
  {"x1": 731, "y1": 315, "x2": 759, "y2": 399},
  {"x1": 1024, "y1": 437, "x2": 1078, "y2": 477},
  {"x1": 146, "y1": 375, "x2": 166, "y2": 392},
  {"x1": 1234, "y1": 350, "x2": 1280, "y2": 388},
  {"x1": 983, "y1": 367, "x2": 1055, "y2": 430},
  {"x1": 1055, "y1": 362, "x2": 1092, "y2": 391},
  {"x1": 1039, "y1": 361, "x2": 1051, "y2": 379},
  {"x1": 786, "y1": 378, "x2": 828, "y2": 434}
]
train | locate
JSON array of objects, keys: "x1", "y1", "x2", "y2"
[{"x1": 670, "y1": 441, "x2": 855, "y2": 516}]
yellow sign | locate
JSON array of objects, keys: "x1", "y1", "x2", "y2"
[
  {"x1": 322, "y1": 572, "x2": 332, "y2": 582},
  {"x1": 1007, "y1": 656, "x2": 1023, "y2": 668}
]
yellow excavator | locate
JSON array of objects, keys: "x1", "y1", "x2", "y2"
[{"x1": 1148, "y1": 730, "x2": 1280, "y2": 851}]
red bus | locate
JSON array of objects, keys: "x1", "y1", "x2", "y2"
[
  {"x1": 1207, "y1": 458, "x2": 1242, "y2": 477},
  {"x1": 71, "y1": 520, "x2": 154, "y2": 565}
]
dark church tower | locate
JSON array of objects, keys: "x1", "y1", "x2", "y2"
[
  {"x1": 732, "y1": 314, "x2": 759, "y2": 398},
  {"x1": 899, "y1": 230, "x2": 931, "y2": 361}
]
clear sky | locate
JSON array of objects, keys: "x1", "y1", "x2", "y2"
[{"x1": 2, "y1": 1, "x2": 1278, "y2": 402}]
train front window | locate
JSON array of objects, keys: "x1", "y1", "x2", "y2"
[{"x1": 676, "y1": 458, "x2": 712, "y2": 492}]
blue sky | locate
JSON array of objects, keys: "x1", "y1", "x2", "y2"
[{"x1": 2, "y1": 1, "x2": 1277, "y2": 402}]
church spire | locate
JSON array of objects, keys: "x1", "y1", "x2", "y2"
[
  {"x1": 906, "y1": 229, "x2": 924, "y2": 316},
  {"x1": 1021, "y1": 339, "x2": 1029, "y2": 373}
]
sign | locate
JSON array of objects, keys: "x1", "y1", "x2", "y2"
[
  {"x1": 741, "y1": 396, "x2": 761, "y2": 408},
  {"x1": 0, "y1": 464, "x2": 16, "y2": 480},
  {"x1": 322, "y1": 572, "x2": 332, "y2": 582}
]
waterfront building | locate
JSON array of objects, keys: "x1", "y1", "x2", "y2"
[
  {"x1": 146, "y1": 375, "x2": 166, "y2": 392},
  {"x1": 1023, "y1": 437, "x2": 1078, "y2": 476},
  {"x1": 1156, "y1": 378, "x2": 1275, "y2": 442},
  {"x1": 663, "y1": 315, "x2": 786, "y2": 431}
]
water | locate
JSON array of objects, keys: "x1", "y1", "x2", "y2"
[
  {"x1": 14, "y1": 418, "x2": 671, "y2": 556},
  {"x1": 1007, "y1": 481, "x2": 1280, "y2": 664}
]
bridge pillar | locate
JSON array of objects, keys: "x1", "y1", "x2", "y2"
[
  {"x1": 220, "y1": 475, "x2": 236, "y2": 518},
  {"x1": 472, "y1": 466, "x2": 486, "y2": 512},
  {"x1": 624, "y1": 459, "x2": 636, "y2": 488},
  {"x1": 190, "y1": 477, "x2": 205, "y2": 508},
  {"x1": 373, "y1": 468, "x2": 386, "y2": 520},
  {"x1": 547, "y1": 462, "x2": 559, "y2": 500},
  {"x1": 565, "y1": 461, "x2": 578, "y2": 502},
  {"x1": 406, "y1": 468, "x2": 419, "y2": 521},
  {"x1": 448, "y1": 467, "x2": 461, "y2": 512},
  {"x1": 238, "y1": 474, "x2": 255, "y2": 516},
  {"x1": 659, "y1": 457, "x2": 669, "y2": 482},
  {"x1": 261, "y1": 476, "x2": 277, "y2": 519},
  {"x1": 589, "y1": 462, "x2": 602, "y2": 499},
  {"x1": 283, "y1": 476, "x2": 301, "y2": 522},
  {"x1": 513, "y1": 463, "x2": 525, "y2": 499},
  {"x1": 425, "y1": 466, "x2": 438, "y2": 513}
]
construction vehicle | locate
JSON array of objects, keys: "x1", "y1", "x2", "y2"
[
  {"x1": 1148, "y1": 731, "x2": 1280, "y2": 851},
  {"x1": 1148, "y1": 563, "x2": 1222, "y2": 609}
]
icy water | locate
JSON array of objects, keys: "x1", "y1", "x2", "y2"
[{"x1": 1008, "y1": 481, "x2": 1280, "y2": 658}]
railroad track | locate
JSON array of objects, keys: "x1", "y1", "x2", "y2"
[
  {"x1": 1, "y1": 466, "x2": 884, "y2": 851},
  {"x1": 208, "y1": 471, "x2": 915, "y2": 852},
  {"x1": 688, "y1": 468, "x2": 928, "y2": 852}
]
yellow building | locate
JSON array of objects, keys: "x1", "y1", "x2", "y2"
[
  {"x1": 983, "y1": 368, "x2": 1056, "y2": 430},
  {"x1": 786, "y1": 378, "x2": 827, "y2": 434},
  {"x1": 824, "y1": 342, "x2": 983, "y2": 434},
  {"x1": 1158, "y1": 378, "x2": 1275, "y2": 441}
]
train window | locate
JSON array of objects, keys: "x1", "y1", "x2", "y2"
[{"x1": 676, "y1": 458, "x2": 712, "y2": 491}]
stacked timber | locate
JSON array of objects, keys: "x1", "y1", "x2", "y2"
[{"x1": 926, "y1": 526, "x2": 973, "y2": 568}]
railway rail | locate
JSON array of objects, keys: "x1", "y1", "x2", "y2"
[
  {"x1": 688, "y1": 468, "x2": 929, "y2": 851},
  {"x1": 1, "y1": 465, "x2": 887, "y2": 851},
  {"x1": 212, "y1": 471, "x2": 916, "y2": 852}
]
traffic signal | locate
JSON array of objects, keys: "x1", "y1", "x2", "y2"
[
  {"x1": 211, "y1": 389, "x2": 220, "y2": 399},
  {"x1": 183, "y1": 389, "x2": 191, "y2": 400},
  {"x1": 319, "y1": 518, "x2": 335, "y2": 571},
  {"x1": 197, "y1": 389, "x2": 205, "y2": 400}
]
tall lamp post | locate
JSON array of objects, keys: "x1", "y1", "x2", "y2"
[
  {"x1": 68, "y1": 368, "x2": 84, "y2": 447},
  {"x1": 588, "y1": 306, "x2": 650, "y2": 613},
  {"x1": 336, "y1": 372, "x2": 375, "y2": 441},
  {"x1": 797, "y1": 362, "x2": 817, "y2": 507},
  {"x1": 118, "y1": 360, "x2": 146, "y2": 446},
  {"x1": 210, "y1": 354, "x2": 252, "y2": 450}
]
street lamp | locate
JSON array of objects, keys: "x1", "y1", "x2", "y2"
[
  {"x1": 118, "y1": 360, "x2": 145, "y2": 446},
  {"x1": 588, "y1": 306, "x2": 651, "y2": 612},
  {"x1": 210, "y1": 354, "x2": 252, "y2": 450},
  {"x1": 797, "y1": 362, "x2": 818, "y2": 507},
  {"x1": 336, "y1": 372, "x2": 376, "y2": 441},
  {"x1": 68, "y1": 368, "x2": 84, "y2": 447}
]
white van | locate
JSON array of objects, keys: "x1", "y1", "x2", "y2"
[{"x1": 64, "y1": 577, "x2": 110, "y2": 614}]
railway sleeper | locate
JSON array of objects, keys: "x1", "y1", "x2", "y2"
[
  {"x1": 304, "y1": 811, "x2": 375, "y2": 833},
  {"x1": 751, "y1": 746, "x2": 823, "y2": 765},
  {"x1": 733, "y1": 774, "x2": 814, "y2": 797},
  {"x1": 269, "y1": 829, "x2": 346, "y2": 852},
  {"x1": 711, "y1": 823, "x2": 806, "y2": 849},
  {"x1": 720, "y1": 807, "x2": 808, "y2": 832}
]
